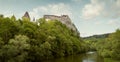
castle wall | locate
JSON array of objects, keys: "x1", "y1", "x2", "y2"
[{"x1": 44, "y1": 15, "x2": 78, "y2": 34}]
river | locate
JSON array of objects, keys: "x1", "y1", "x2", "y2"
[{"x1": 42, "y1": 51, "x2": 120, "y2": 62}]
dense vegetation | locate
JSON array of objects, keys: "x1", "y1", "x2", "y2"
[
  {"x1": 0, "y1": 15, "x2": 88, "y2": 62},
  {"x1": 1, "y1": 14, "x2": 119, "y2": 61},
  {"x1": 96, "y1": 29, "x2": 120, "y2": 60},
  {"x1": 83, "y1": 33, "x2": 110, "y2": 51},
  {"x1": 84, "y1": 30, "x2": 120, "y2": 60}
]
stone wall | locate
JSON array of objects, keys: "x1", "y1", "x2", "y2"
[{"x1": 43, "y1": 15, "x2": 79, "y2": 35}]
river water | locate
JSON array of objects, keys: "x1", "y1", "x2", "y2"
[{"x1": 42, "y1": 51, "x2": 120, "y2": 62}]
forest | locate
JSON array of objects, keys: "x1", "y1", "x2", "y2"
[
  {"x1": 84, "y1": 29, "x2": 120, "y2": 60},
  {"x1": 0, "y1": 15, "x2": 88, "y2": 62}
]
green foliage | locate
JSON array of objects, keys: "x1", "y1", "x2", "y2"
[
  {"x1": 0, "y1": 17, "x2": 20, "y2": 43},
  {"x1": 104, "y1": 58, "x2": 120, "y2": 62},
  {"x1": 0, "y1": 16, "x2": 87, "y2": 62},
  {"x1": 83, "y1": 33, "x2": 110, "y2": 51},
  {"x1": 0, "y1": 38, "x2": 4, "y2": 48},
  {"x1": 95, "y1": 29, "x2": 120, "y2": 59},
  {"x1": 11, "y1": 15, "x2": 16, "y2": 21},
  {"x1": 83, "y1": 29, "x2": 120, "y2": 60},
  {"x1": 0, "y1": 35, "x2": 30, "y2": 62},
  {"x1": 22, "y1": 17, "x2": 30, "y2": 21},
  {"x1": 0, "y1": 14, "x2": 4, "y2": 18}
]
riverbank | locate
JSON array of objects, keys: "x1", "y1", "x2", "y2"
[
  {"x1": 42, "y1": 51, "x2": 120, "y2": 62},
  {"x1": 42, "y1": 51, "x2": 101, "y2": 62}
]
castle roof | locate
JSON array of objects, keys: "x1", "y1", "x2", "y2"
[{"x1": 23, "y1": 11, "x2": 30, "y2": 19}]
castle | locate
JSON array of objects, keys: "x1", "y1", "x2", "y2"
[
  {"x1": 22, "y1": 11, "x2": 31, "y2": 20},
  {"x1": 43, "y1": 15, "x2": 78, "y2": 33},
  {"x1": 23, "y1": 12, "x2": 79, "y2": 35}
]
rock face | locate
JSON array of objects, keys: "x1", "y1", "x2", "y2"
[
  {"x1": 44, "y1": 15, "x2": 79, "y2": 35},
  {"x1": 23, "y1": 11, "x2": 30, "y2": 20}
]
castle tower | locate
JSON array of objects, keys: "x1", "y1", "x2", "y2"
[
  {"x1": 22, "y1": 11, "x2": 30, "y2": 20},
  {"x1": 33, "y1": 17, "x2": 35, "y2": 21}
]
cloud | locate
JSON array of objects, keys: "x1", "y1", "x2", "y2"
[
  {"x1": 80, "y1": 32, "x2": 90, "y2": 37},
  {"x1": 100, "y1": 0, "x2": 120, "y2": 18},
  {"x1": 94, "y1": 21, "x2": 102, "y2": 25},
  {"x1": 107, "y1": 19, "x2": 120, "y2": 25},
  {"x1": 81, "y1": 0, "x2": 120, "y2": 20},
  {"x1": 110, "y1": 0, "x2": 120, "y2": 18},
  {"x1": 115, "y1": 0, "x2": 120, "y2": 7},
  {"x1": 29, "y1": 3, "x2": 72, "y2": 19},
  {"x1": 80, "y1": 32, "x2": 95, "y2": 37},
  {"x1": 81, "y1": 0, "x2": 104, "y2": 20}
]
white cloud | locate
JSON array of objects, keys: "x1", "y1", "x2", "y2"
[
  {"x1": 115, "y1": 0, "x2": 120, "y2": 7},
  {"x1": 81, "y1": 0, "x2": 120, "y2": 20},
  {"x1": 1, "y1": 10, "x2": 12, "y2": 17},
  {"x1": 107, "y1": 19, "x2": 120, "y2": 25},
  {"x1": 108, "y1": 20, "x2": 115, "y2": 25},
  {"x1": 29, "y1": 3, "x2": 72, "y2": 19},
  {"x1": 94, "y1": 21, "x2": 102, "y2": 25},
  {"x1": 81, "y1": 0, "x2": 104, "y2": 20},
  {"x1": 80, "y1": 32, "x2": 91, "y2": 37},
  {"x1": 110, "y1": 0, "x2": 120, "y2": 18}
]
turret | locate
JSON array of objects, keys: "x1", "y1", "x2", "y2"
[{"x1": 22, "y1": 11, "x2": 30, "y2": 21}]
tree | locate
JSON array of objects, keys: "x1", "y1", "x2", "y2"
[
  {"x1": 11, "y1": 15, "x2": 16, "y2": 21},
  {"x1": 96, "y1": 29, "x2": 120, "y2": 59},
  {"x1": 0, "y1": 17, "x2": 20, "y2": 43},
  {"x1": 0, "y1": 15, "x2": 86, "y2": 61},
  {"x1": 0, "y1": 35, "x2": 30, "y2": 62},
  {"x1": 22, "y1": 17, "x2": 30, "y2": 21},
  {"x1": 0, "y1": 38, "x2": 4, "y2": 48}
]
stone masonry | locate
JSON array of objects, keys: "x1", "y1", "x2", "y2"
[{"x1": 43, "y1": 15, "x2": 79, "y2": 35}]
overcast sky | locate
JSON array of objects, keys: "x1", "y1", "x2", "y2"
[{"x1": 0, "y1": 0, "x2": 120, "y2": 37}]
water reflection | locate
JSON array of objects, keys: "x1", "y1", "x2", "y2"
[
  {"x1": 42, "y1": 51, "x2": 104, "y2": 62},
  {"x1": 83, "y1": 51, "x2": 98, "y2": 62},
  {"x1": 86, "y1": 51, "x2": 95, "y2": 54}
]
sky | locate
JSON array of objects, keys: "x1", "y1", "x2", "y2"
[{"x1": 0, "y1": 0, "x2": 120, "y2": 37}]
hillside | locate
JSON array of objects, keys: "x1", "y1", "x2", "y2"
[
  {"x1": 83, "y1": 33, "x2": 111, "y2": 42},
  {"x1": 0, "y1": 15, "x2": 87, "y2": 62}
]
